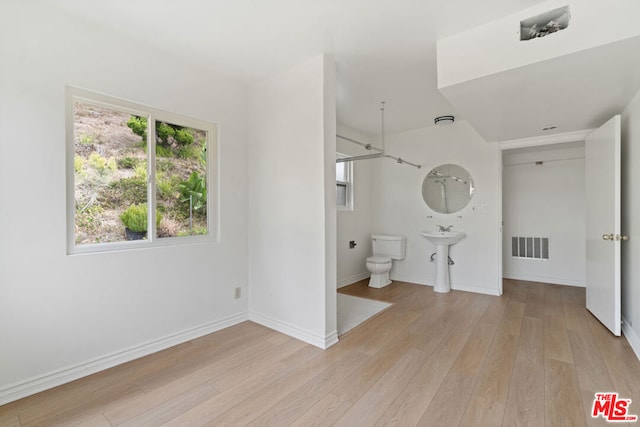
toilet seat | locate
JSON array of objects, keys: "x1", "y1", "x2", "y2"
[{"x1": 367, "y1": 256, "x2": 392, "y2": 264}]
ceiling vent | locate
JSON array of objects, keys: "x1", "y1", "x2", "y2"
[{"x1": 520, "y1": 6, "x2": 570, "y2": 41}]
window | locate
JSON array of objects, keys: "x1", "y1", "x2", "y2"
[
  {"x1": 66, "y1": 87, "x2": 216, "y2": 253},
  {"x1": 336, "y1": 153, "x2": 353, "y2": 210}
]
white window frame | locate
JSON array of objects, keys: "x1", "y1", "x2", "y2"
[
  {"x1": 66, "y1": 87, "x2": 218, "y2": 254},
  {"x1": 336, "y1": 153, "x2": 353, "y2": 211}
]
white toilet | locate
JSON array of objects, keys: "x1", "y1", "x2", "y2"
[{"x1": 366, "y1": 235, "x2": 406, "y2": 288}]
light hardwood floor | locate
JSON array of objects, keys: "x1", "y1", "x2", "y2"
[{"x1": 2, "y1": 279, "x2": 640, "y2": 426}]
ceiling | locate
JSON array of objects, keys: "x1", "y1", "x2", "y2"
[
  {"x1": 48, "y1": 0, "x2": 640, "y2": 141},
  {"x1": 440, "y1": 35, "x2": 640, "y2": 142}
]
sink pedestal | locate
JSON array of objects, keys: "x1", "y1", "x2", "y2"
[
  {"x1": 433, "y1": 244, "x2": 452, "y2": 293},
  {"x1": 420, "y1": 231, "x2": 465, "y2": 294}
]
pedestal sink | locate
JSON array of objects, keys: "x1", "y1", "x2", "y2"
[{"x1": 421, "y1": 231, "x2": 465, "y2": 293}]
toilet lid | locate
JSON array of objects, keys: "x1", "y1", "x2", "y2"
[{"x1": 367, "y1": 256, "x2": 392, "y2": 264}]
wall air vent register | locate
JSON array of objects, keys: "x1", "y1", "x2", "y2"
[{"x1": 512, "y1": 236, "x2": 549, "y2": 260}]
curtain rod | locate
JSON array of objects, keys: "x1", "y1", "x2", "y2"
[
  {"x1": 336, "y1": 134, "x2": 422, "y2": 169},
  {"x1": 336, "y1": 134, "x2": 383, "y2": 152},
  {"x1": 382, "y1": 154, "x2": 421, "y2": 169},
  {"x1": 336, "y1": 150, "x2": 422, "y2": 169},
  {"x1": 336, "y1": 152, "x2": 384, "y2": 162},
  {"x1": 335, "y1": 102, "x2": 421, "y2": 170}
]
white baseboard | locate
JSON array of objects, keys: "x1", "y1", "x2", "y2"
[
  {"x1": 324, "y1": 331, "x2": 339, "y2": 349},
  {"x1": 452, "y1": 283, "x2": 502, "y2": 297},
  {"x1": 0, "y1": 312, "x2": 249, "y2": 406},
  {"x1": 249, "y1": 311, "x2": 338, "y2": 349},
  {"x1": 622, "y1": 316, "x2": 640, "y2": 362},
  {"x1": 337, "y1": 272, "x2": 369, "y2": 288},
  {"x1": 390, "y1": 274, "x2": 432, "y2": 287},
  {"x1": 502, "y1": 273, "x2": 585, "y2": 287},
  {"x1": 390, "y1": 274, "x2": 502, "y2": 297}
]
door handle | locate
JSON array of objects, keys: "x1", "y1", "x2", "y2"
[
  {"x1": 615, "y1": 234, "x2": 629, "y2": 241},
  {"x1": 603, "y1": 234, "x2": 614, "y2": 240}
]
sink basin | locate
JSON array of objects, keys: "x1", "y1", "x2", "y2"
[
  {"x1": 421, "y1": 230, "x2": 466, "y2": 293},
  {"x1": 421, "y1": 231, "x2": 465, "y2": 246}
]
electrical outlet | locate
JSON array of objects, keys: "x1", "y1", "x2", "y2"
[{"x1": 234, "y1": 287, "x2": 241, "y2": 299}]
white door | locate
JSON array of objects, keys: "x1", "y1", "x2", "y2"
[{"x1": 585, "y1": 115, "x2": 622, "y2": 336}]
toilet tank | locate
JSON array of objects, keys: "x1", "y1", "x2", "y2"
[{"x1": 371, "y1": 235, "x2": 406, "y2": 260}]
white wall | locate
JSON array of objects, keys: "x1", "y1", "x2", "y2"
[
  {"x1": 502, "y1": 145, "x2": 586, "y2": 286},
  {"x1": 621, "y1": 88, "x2": 640, "y2": 358},
  {"x1": 371, "y1": 121, "x2": 502, "y2": 296},
  {"x1": 0, "y1": 1, "x2": 249, "y2": 404},
  {"x1": 437, "y1": 0, "x2": 640, "y2": 88},
  {"x1": 336, "y1": 126, "x2": 374, "y2": 287},
  {"x1": 247, "y1": 54, "x2": 337, "y2": 349}
]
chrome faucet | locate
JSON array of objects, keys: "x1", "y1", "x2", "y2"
[{"x1": 437, "y1": 225, "x2": 453, "y2": 232}]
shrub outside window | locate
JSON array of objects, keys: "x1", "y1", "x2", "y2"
[{"x1": 66, "y1": 87, "x2": 217, "y2": 254}]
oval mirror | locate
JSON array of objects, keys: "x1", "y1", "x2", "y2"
[{"x1": 422, "y1": 164, "x2": 474, "y2": 214}]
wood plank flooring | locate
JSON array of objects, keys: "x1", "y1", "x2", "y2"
[{"x1": 2, "y1": 279, "x2": 640, "y2": 426}]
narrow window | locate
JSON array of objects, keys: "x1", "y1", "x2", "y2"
[
  {"x1": 67, "y1": 88, "x2": 216, "y2": 254},
  {"x1": 336, "y1": 153, "x2": 353, "y2": 210}
]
